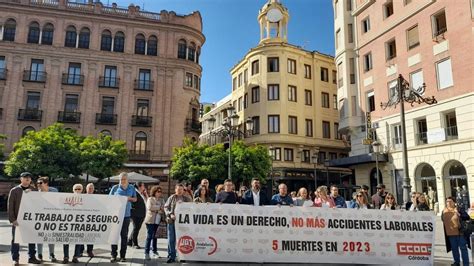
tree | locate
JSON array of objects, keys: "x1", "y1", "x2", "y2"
[
  {"x1": 230, "y1": 141, "x2": 271, "y2": 185},
  {"x1": 5, "y1": 123, "x2": 82, "y2": 179},
  {"x1": 204, "y1": 105, "x2": 212, "y2": 114}
]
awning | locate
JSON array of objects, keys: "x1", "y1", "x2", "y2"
[
  {"x1": 123, "y1": 163, "x2": 168, "y2": 168},
  {"x1": 443, "y1": 175, "x2": 468, "y2": 180},
  {"x1": 327, "y1": 153, "x2": 388, "y2": 167},
  {"x1": 109, "y1": 172, "x2": 159, "y2": 184},
  {"x1": 415, "y1": 176, "x2": 437, "y2": 181}
]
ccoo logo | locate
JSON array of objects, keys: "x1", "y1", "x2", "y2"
[
  {"x1": 397, "y1": 242, "x2": 432, "y2": 256},
  {"x1": 178, "y1": 236, "x2": 195, "y2": 254}
]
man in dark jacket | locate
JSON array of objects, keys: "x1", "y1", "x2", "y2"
[
  {"x1": 8, "y1": 172, "x2": 40, "y2": 264},
  {"x1": 241, "y1": 178, "x2": 269, "y2": 206},
  {"x1": 128, "y1": 182, "x2": 147, "y2": 248}
]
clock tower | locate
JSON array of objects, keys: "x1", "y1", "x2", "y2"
[{"x1": 258, "y1": 0, "x2": 289, "y2": 43}]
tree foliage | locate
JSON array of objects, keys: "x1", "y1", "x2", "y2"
[{"x1": 230, "y1": 141, "x2": 272, "y2": 185}]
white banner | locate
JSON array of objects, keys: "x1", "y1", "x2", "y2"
[
  {"x1": 16, "y1": 192, "x2": 127, "y2": 244},
  {"x1": 175, "y1": 203, "x2": 435, "y2": 265}
]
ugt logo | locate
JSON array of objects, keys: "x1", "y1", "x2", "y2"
[
  {"x1": 397, "y1": 243, "x2": 432, "y2": 255},
  {"x1": 64, "y1": 195, "x2": 83, "y2": 207},
  {"x1": 178, "y1": 236, "x2": 195, "y2": 254}
]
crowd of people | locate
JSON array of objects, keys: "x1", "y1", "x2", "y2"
[{"x1": 7, "y1": 172, "x2": 472, "y2": 265}]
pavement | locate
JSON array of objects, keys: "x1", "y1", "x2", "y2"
[{"x1": 0, "y1": 212, "x2": 470, "y2": 265}]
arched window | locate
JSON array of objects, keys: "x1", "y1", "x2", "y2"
[
  {"x1": 78, "y1": 27, "x2": 90, "y2": 49},
  {"x1": 113, "y1": 31, "x2": 125, "y2": 53},
  {"x1": 134, "y1": 132, "x2": 147, "y2": 152},
  {"x1": 100, "y1": 30, "x2": 112, "y2": 51},
  {"x1": 134, "y1": 34, "x2": 146, "y2": 55},
  {"x1": 147, "y1": 35, "x2": 158, "y2": 56},
  {"x1": 177, "y1": 39, "x2": 187, "y2": 59},
  {"x1": 22, "y1": 126, "x2": 35, "y2": 137},
  {"x1": 27, "y1": 22, "x2": 40, "y2": 44},
  {"x1": 100, "y1": 130, "x2": 112, "y2": 137},
  {"x1": 196, "y1": 47, "x2": 201, "y2": 64},
  {"x1": 41, "y1": 23, "x2": 54, "y2": 45},
  {"x1": 3, "y1": 19, "x2": 16, "y2": 42},
  {"x1": 64, "y1": 25, "x2": 77, "y2": 47},
  {"x1": 188, "y1": 42, "x2": 196, "y2": 62}
]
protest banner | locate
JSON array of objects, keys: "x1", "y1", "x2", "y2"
[
  {"x1": 175, "y1": 203, "x2": 435, "y2": 265},
  {"x1": 16, "y1": 192, "x2": 127, "y2": 245}
]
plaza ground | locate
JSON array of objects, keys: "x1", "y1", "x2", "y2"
[{"x1": 0, "y1": 212, "x2": 468, "y2": 265}]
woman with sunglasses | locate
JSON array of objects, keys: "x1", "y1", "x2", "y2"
[
  {"x1": 144, "y1": 186, "x2": 165, "y2": 260},
  {"x1": 442, "y1": 197, "x2": 470, "y2": 266},
  {"x1": 380, "y1": 193, "x2": 399, "y2": 210},
  {"x1": 349, "y1": 191, "x2": 371, "y2": 209}
]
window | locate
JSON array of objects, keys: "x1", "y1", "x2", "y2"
[
  {"x1": 67, "y1": 63, "x2": 81, "y2": 85},
  {"x1": 416, "y1": 118, "x2": 428, "y2": 145},
  {"x1": 147, "y1": 35, "x2": 158, "y2": 56},
  {"x1": 268, "y1": 84, "x2": 279, "y2": 100},
  {"x1": 410, "y1": 70, "x2": 424, "y2": 92},
  {"x1": 232, "y1": 77, "x2": 237, "y2": 91},
  {"x1": 238, "y1": 73, "x2": 242, "y2": 87},
  {"x1": 244, "y1": 93, "x2": 248, "y2": 109},
  {"x1": 22, "y1": 126, "x2": 36, "y2": 137},
  {"x1": 65, "y1": 26, "x2": 77, "y2": 47},
  {"x1": 305, "y1": 119, "x2": 313, "y2": 137},
  {"x1": 334, "y1": 123, "x2": 341, "y2": 139},
  {"x1": 0, "y1": 56, "x2": 5, "y2": 75},
  {"x1": 362, "y1": 17, "x2": 370, "y2": 33},
  {"x1": 101, "y1": 97, "x2": 115, "y2": 114},
  {"x1": 388, "y1": 79, "x2": 398, "y2": 101},
  {"x1": 194, "y1": 75, "x2": 200, "y2": 90},
  {"x1": 64, "y1": 94, "x2": 79, "y2": 112},
  {"x1": 321, "y1": 92, "x2": 330, "y2": 108},
  {"x1": 100, "y1": 30, "x2": 112, "y2": 51},
  {"x1": 268, "y1": 115, "x2": 280, "y2": 133},
  {"x1": 348, "y1": 23, "x2": 353, "y2": 43},
  {"x1": 349, "y1": 58, "x2": 355, "y2": 84},
  {"x1": 103, "y1": 66, "x2": 117, "y2": 87},
  {"x1": 113, "y1": 32, "x2": 125, "y2": 52},
  {"x1": 138, "y1": 69, "x2": 151, "y2": 90},
  {"x1": 135, "y1": 34, "x2": 146, "y2": 54},
  {"x1": 134, "y1": 132, "x2": 147, "y2": 152},
  {"x1": 3, "y1": 19, "x2": 16, "y2": 41},
  {"x1": 287, "y1": 59, "x2": 296, "y2": 74},
  {"x1": 320, "y1": 67, "x2": 329, "y2": 82},
  {"x1": 100, "y1": 130, "x2": 112, "y2": 137},
  {"x1": 304, "y1": 64, "x2": 312, "y2": 79},
  {"x1": 351, "y1": 96, "x2": 357, "y2": 116},
  {"x1": 26, "y1": 91, "x2": 40, "y2": 109},
  {"x1": 27, "y1": 22, "x2": 40, "y2": 44},
  {"x1": 436, "y1": 58, "x2": 453, "y2": 89},
  {"x1": 337, "y1": 62, "x2": 343, "y2": 88},
  {"x1": 267, "y1": 57, "x2": 279, "y2": 72},
  {"x1": 346, "y1": 0, "x2": 352, "y2": 11},
  {"x1": 251, "y1": 86, "x2": 260, "y2": 103},
  {"x1": 302, "y1": 150, "x2": 311, "y2": 163},
  {"x1": 432, "y1": 10, "x2": 447, "y2": 37},
  {"x1": 336, "y1": 29, "x2": 341, "y2": 49},
  {"x1": 238, "y1": 97, "x2": 243, "y2": 112},
  {"x1": 393, "y1": 124, "x2": 402, "y2": 145},
  {"x1": 305, "y1": 90, "x2": 312, "y2": 106},
  {"x1": 185, "y1": 72, "x2": 193, "y2": 87},
  {"x1": 243, "y1": 69, "x2": 248, "y2": 83},
  {"x1": 329, "y1": 152, "x2": 338, "y2": 160},
  {"x1": 332, "y1": 70, "x2": 337, "y2": 84},
  {"x1": 270, "y1": 148, "x2": 281, "y2": 161},
  {"x1": 29, "y1": 59, "x2": 44, "y2": 81},
  {"x1": 383, "y1": 1, "x2": 394, "y2": 18},
  {"x1": 333, "y1": 95, "x2": 338, "y2": 110},
  {"x1": 136, "y1": 99, "x2": 149, "y2": 116},
  {"x1": 78, "y1": 27, "x2": 90, "y2": 49},
  {"x1": 407, "y1": 25, "x2": 420, "y2": 49},
  {"x1": 404, "y1": 0, "x2": 412, "y2": 5},
  {"x1": 363, "y1": 52, "x2": 372, "y2": 72},
  {"x1": 42, "y1": 23, "x2": 54, "y2": 45},
  {"x1": 288, "y1": 85, "x2": 297, "y2": 102},
  {"x1": 196, "y1": 47, "x2": 201, "y2": 64},
  {"x1": 178, "y1": 39, "x2": 187, "y2": 59},
  {"x1": 188, "y1": 42, "x2": 196, "y2": 62},
  {"x1": 288, "y1": 116, "x2": 297, "y2": 134},
  {"x1": 334, "y1": 0, "x2": 338, "y2": 19},
  {"x1": 322, "y1": 121, "x2": 331, "y2": 138},
  {"x1": 318, "y1": 151, "x2": 326, "y2": 163},
  {"x1": 252, "y1": 116, "x2": 260, "y2": 134},
  {"x1": 445, "y1": 111, "x2": 458, "y2": 139},
  {"x1": 367, "y1": 91, "x2": 375, "y2": 112},
  {"x1": 251, "y1": 60, "x2": 259, "y2": 75},
  {"x1": 284, "y1": 148, "x2": 294, "y2": 161},
  {"x1": 386, "y1": 39, "x2": 397, "y2": 60}
]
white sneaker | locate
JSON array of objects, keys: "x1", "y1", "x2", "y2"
[
  {"x1": 152, "y1": 252, "x2": 159, "y2": 258},
  {"x1": 145, "y1": 254, "x2": 151, "y2": 261}
]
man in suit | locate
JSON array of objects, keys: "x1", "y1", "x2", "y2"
[{"x1": 241, "y1": 178, "x2": 269, "y2": 206}]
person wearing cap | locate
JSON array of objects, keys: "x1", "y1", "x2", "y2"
[
  {"x1": 371, "y1": 184, "x2": 388, "y2": 209},
  {"x1": 7, "y1": 172, "x2": 40, "y2": 264}
]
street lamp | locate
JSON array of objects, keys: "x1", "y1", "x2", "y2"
[
  {"x1": 207, "y1": 115, "x2": 216, "y2": 145},
  {"x1": 269, "y1": 146, "x2": 275, "y2": 194},
  {"x1": 311, "y1": 153, "x2": 318, "y2": 191},
  {"x1": 380, "y1": 74, "x2": 437, "y2": 206},
  {"x1": 372, "y1": 141, "x2": 381, "y2": 184},
  {"x1": 324, "y1": 159, "x2": 330, "y2": 186}
]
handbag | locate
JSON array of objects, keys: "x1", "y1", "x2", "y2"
[
  {"x1": 155, "y1": 221, "x2": 168, "y2": 239},
  {"x1": 460, "y1": 219, "x2": 474, "y2": 235}
]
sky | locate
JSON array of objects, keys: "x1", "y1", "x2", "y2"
[{"x1": 112, "y1": 0, "x2": 335, "y2": 103}]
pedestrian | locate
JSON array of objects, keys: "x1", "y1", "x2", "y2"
[
  {"x1": 215, "y1": 179, "x2": 239, "y2": 204},
  {"x1": 63, "y1": 183, "x2": 84, "y2": 264},
  {"x1": 371, "y1": 184, "x2": 387, "y2": 209},
  {"x1": 330, "y1": 185, "x2": 347, "y2": 208},
  {"x1": 241, "y1": 178, "x2": 269, "y2": 206},
  {"x1": 414, "y1": 194, "x2": 430, "y2": 211},
  {"x1": 290, "y1": 191, "x2": 297, "y2": 202},
  {"x1": 294, "y1": 187, "x2": 313, "y2": 207},
  {"x1": 406, "y1": 192, "x2": 418, "y2": 210},
  {"x1": 193, "y1": 178, "x2": 216, "y2": 201},
  {"x1": 144, "y1": 186, "x2": 165, "y2": 260},
  {"x1": 183, "y1": 181, "x2": 194, "y2": 200},
  {"x1": 380, "y1": 192, "x2": 399, "y2": 210},
  {"x1": 441, "y1": 197, "x2": 470, "y2": 266},
  {"x1": 237, "y1": 185, "x2": 248, "y2": 202},
  {"x1": 8, "y1": 172, "x2": 40, "y2": 265},
  {"x1": 349, "y1": 191, "x2": 371, "y2": 209},
  {"x1": 193, "y1": 186, "x2": 213, "y2": 203},
  {"x1": 75, "y1": 183, "x2": 95, "y2": 258},
  {"x1": 128, "y1": 182, "x2": 147, "y2": 249},
  {"x1": 360, "y1": 185, "x2": 371, "y2": 204},
  {"x1": 314, "y1": 186, "x2": 335, "y2": 208},
  {"x1": 164, "y1": 183, "x2": 192, "y2": 263},
  {"x1": 109, "y1": 172, "x2": 137, "y2": 263},
  {"x1": 270, "y1": 183, "x2": 294, "y2": 206},
  {"x1": 36, "y1": 176, "x2": 58, "y2": 263}
]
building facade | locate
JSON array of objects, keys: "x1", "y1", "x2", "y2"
[
  {"x1": 333, "y1": 0, "x2": 474, "y2": 210},
  {"x1": 0, "y1": 0, "x2": 205, "y2": 186},
  {"x1": 201, "y1": 0, "x2": 351, "y2": 197}
]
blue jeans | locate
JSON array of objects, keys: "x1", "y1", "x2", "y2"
[
  {"x1": 111, "y1": 217, "x2": 130, "y2": 258},
  {"x1": 37, "y1": 243, "x2": 55, "y2": 257},
  {"x1": 145, "y1": 224, "x2": 159, "y2": 254},
  {"x1": 11, "y1": 226, "x2": 36, "y2": 261},
  {"x1": 449, "y1": 235, "x2": 469, "y2": 266},
  {"x1": 167, "y1": 223, "x2": 176, "y2": 260},
  {"x1": 63, "y1": 244, "x2": 81, "y2": 258}
]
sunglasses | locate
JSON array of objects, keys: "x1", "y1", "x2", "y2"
[
  {"x1": 357, "y1": 195, "x2": 364, "y2": 197},
  {"x1": 37, "y1": 182, "x2": 43, "y2": 185},
  {"x1": 387, "y1": 197, "x2": 394, "y2": 199},
  {"x1": 74, "y1": 188, "x2": 82, "y2": 191}
]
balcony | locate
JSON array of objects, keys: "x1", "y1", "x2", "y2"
[
  {"x1": 132, "y1": 115, "x2": 152, "y2": 127},
  {"x1": 0, "y1": 68, "x2": 6, "y2": 80},
  {"x1": 95, "y1": 113, "x2": 117, "y2": 125},
  {"x1": 445, "y1": 126, "x2": 458, "y2": 140},
  {"x1": 415, "y1": 132, "x2": 427, "y2": 145},
  {"x1": 98, "y1": 76, "x2": 120, "y2": 88},
  {"x1": 134, "y1": 79, "x2": 154, "y2": 91},
  {"x1": 18, "y1": 109, "x2": 42, "y2": 121},
  {"x1": 62, "y1": 73, "x2": 84, "y2": 86},
  {"x1": 58, "y1": 111, "x2": 81, "y2": 124},
  {"x1": 0, "y1": 108, "x2": 3, "y2": 119},
  {"x1": 23, "y1": 70, "x2": 46, "y2": 83},
  {"x1": 129, "y1": 150, "x2": 151, "y2": 161},
  {"x1": 186, "y1": 119, "x2": 201, "y2": 133}
]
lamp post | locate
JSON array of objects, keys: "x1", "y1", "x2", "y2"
[
  {"x1": 324, "y1": 159, "x2": 330, "y2": 186},
  {"x1": 312, "y1": 153, "x2": 318, "y2": 191},
  {"x1": 269, "y1": 146, "x2": 275, "y2": 194},
  {"x1": 372, "y1": 141, "x2": 381, "y2": 184},
  {"x1": 380, "y1": 74, "x2": 437, "y2": 205}
]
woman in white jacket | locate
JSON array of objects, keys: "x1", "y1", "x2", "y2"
[{"x1": 143, "y1": 186, "x2": 165, "y2": 260}]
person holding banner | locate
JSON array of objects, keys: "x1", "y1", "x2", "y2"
[
  {"x1": 314, "y1": 186, "x2": 335, "y2": 208},
  {"x1": 144, "y1": 186, "x2": 165, "y2": 260},
  {"x1": 194, "y1": 185, "x2": 213, "y2": 203},
  {"x1": 294, "y1": 187, "x2": 313, "y2": 207},
  {"x1": 8, "y1": 172, "x2": 40, "y2": 265},
  {"x1": 215, "y1": 179, "x2": 239, "y2": 204},
  {"x1": 165, "y1": 183, "x2": 192, "y2": 263},
  {"x1": 109, "y1": 172, "x2": 137, "y2": 263},
  {"x1": 442, "y1": 197, "x2": 470, "y2": 266},
  {"x1": 330, "y1": 185, "x2": 346, "y2": 208},
  {"x1": 75, "y1": 183, "x2": 96, "y2": 259},
  {"x1": 36, "y1": 176, "x2": 58, "y2": 263},
  {"x1": 380, "y1": 193, "x2": 399, "y2": 210},
  {"x1": 270, "y1": 183, "x2": 294, "y2": 206},
  {"x1": 128, "y1": 182, "x2": 147, "y2": 249},
  {"x1": 241, "y1": 178, "x2": 269, "y2": 206},
  {"x1": 63, "y1": 183, "x2": 85, "y2": 264},
  {"x1": 349, "y1": 191, "x2": 371, "y2": 209}
]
